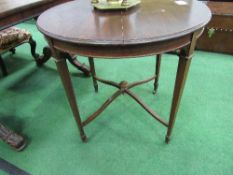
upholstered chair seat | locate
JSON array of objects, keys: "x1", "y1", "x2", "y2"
[{"x1": 0, "y1": 27, "x2": 38, "y2": 76}]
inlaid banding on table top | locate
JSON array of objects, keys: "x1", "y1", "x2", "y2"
[{"x1": 37, "y1": 0, "x2": 211, "y2": 45}]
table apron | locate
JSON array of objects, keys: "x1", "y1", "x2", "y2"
[{"x1": 48, "y1": 34, "x2": 194, "y2": 59}]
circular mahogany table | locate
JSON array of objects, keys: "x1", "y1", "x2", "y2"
[{"x1": 37, "y1": 0, "x2": 211, "y2": 143}]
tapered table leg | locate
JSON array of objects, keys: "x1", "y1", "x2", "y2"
[
  {"x1": 46, "y1": 38, "x2": 86, "y2": 142},
  {"x1": 55, "y1": 57, "x2": 87, "y2": 142},
  {"x1": 165, "y1": 56, "x2": 191, "y2": 143},
  {"x1": 165, "y1": 31, "x2": 198, "y2": 143}
]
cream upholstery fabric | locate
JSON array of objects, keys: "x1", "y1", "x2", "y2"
[{"x1": 0, "y1": 27, "x2": 30, "y2": 49}]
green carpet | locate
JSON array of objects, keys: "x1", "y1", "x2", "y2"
[{"x1": 0, "y1": 21, "x2": 233, "y2": 175}]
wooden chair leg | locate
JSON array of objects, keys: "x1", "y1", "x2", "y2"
[
  {"x1": 153, "y1": 54, "x2": 161, "y2": 94},
  {"x1": 88, "y1": 57, "x2": 98, "y2": 92},
  {"x1": 28, "y1": 37, "x2": 40, "y2": 65},
  {"x1": 55, "y1": 57, "x2": 87, "y2": 142},
  {"x1": 0, "y1": 55, "x2": 8, "y2": 76},
  {"x1": 9, "y1": 48, "x2": 16, "y2": 54}
]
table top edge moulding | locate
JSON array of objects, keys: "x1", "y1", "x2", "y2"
[{"x1": 37, "y1": 0, "x2": 211, "y2": 47}]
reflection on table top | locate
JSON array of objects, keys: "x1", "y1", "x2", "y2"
[{"x1": 37, "y1": 0, "x2": 211, "y2": 45}]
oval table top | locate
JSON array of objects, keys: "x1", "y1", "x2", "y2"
[{"x1": 37, "y1": 0, "x2": 211, "y2": 46}]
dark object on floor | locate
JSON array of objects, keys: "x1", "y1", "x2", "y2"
[
  {"x1": 0, "y1": 123, "x2": 26, "y2": 151},
  {"x1": 197, "y1": 1, "x2": 233, "y2": 54},
  {"x1": 0, "y1": 27, "x2": 39, "y2": 76},
  {"x1": 0, "y1": 157, "x2": 30, "y2": 175}
]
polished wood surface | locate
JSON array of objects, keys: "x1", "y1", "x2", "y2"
[
  {"x1": 196, "y1": 1, "x2": 233, "y2": 54},
  {"x1": 38, "y1": 0, "x2": 211, "y2": 46},
  {"x1": 0, "y1": 0, "x2": 70, "y2": 30},
  {"x1": 37, "y1": 0, "x2": 211, "y2": 143},
  {"x1": 207, "y1": 1, "x2": 233, "y2": 30},
  {"x1": 0, "y1": 0, "x2": 51, "y2": 18},
  {"x1": 38, "y1": 0, "x2": 211, "y2": 58},
  {"x1": 207, "y1": 1, "x2": 233, "y2": 15}
]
